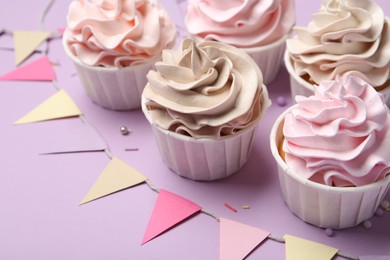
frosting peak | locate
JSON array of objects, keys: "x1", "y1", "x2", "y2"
[
  {"x1": 287, "y1": 0, "x2": 390, "y2": 89},
  {"x1": 143, "y1": 38, "x2": 270, "y2": 138},
  {"x1": 283, "y1": 75, "x2": 390, "y2": 187},
  {"x1": 65, "y1": 0, "x2": 176, "y2": 67}
]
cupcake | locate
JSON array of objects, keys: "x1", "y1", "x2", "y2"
[
  {"x1": 270, "y1": 75, "x2": 390, "y2": 229},
  {"x1": 184, "y1": 0, "x2": 295, "y2": 85},
  {"x1": 62, "y1": 0, "x2": 176, "y2": 110},
  {"x1": 142, "y1": 38, "x2": 271, "y2": 181},
  {"x1": 285, "y1": 0, "x2": 390, "y2": 105}
]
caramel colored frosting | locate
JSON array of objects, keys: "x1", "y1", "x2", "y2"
[
  {"x1": 64, "y1": 0, "x2": 176, "y2": 67},
  {"x1": 143, "y1": 38, "x2": 270, "y2": 139},
  {"x1": 283, "y1": 75, "x2": 390, "y2": 187},
  {"x1": 287, "y1": 0, "x2": 390, "y2": 89}
]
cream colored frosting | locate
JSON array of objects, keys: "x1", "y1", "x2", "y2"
[
  {"x1": 143, "y1": 38, "x2": 270, "y2": 139},
  {"x1": 64, "y1": 0, "x2": 176, "y2": 67},
  {"x1": 283, "y1": 75, "x2": 390, "y2": 187},
  {"x1": 185, "y1": 0, "x2": 295, "y2": 48},
  {"x1": 287, "y1": 0, "x2": 390, "y2": 89}
]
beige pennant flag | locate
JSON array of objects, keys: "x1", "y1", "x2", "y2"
[
  {"x1": 80, "y1": 157, "x2": 148, "y2": 205},
  {"x1": 13, "y1": 30, "x2": 52, "y2": 65},
  {"x1": 14, "y1": 89, "x2": 82, "y2": 124},
  {"x1": 285, "y1": 234, "x2": 339, "y2": 260}
]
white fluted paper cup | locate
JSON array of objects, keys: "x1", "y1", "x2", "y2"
[
  {"x1": 243, "y1": 34, "x2": 288, "y2": 85},
  {"x1": 284, "y1": 50, "x2": 390, "y2": 106},
  {"x1": 142, "y1": 84, "x2": 270, "y2": 181},
  {"x1": 63, "y1": 34, "x2": 156, "y2": 111},
  {"x1": 270, "y1": 107, "x2": 390, "y2": 229}
]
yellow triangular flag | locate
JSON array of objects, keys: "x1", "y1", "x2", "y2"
[
  {"x1": 14, "y1": 89, "x2": 82, "y2": 124},
  {"x1": 80, "y1": 157, "x2": 148, "y2": 205},
  {"x1": 13, "y1": 30, "x2": 52, "y2": 65},
  {"x1": 285, "y1": 235, "x2": 339, "y2": 260}
]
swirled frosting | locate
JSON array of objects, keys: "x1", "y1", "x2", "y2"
[
  {"x1": 283, "y1": 75, "x2": 390, "y2": 187},
  {"x1": 142, "y1": 38, "x2": 270, "y2": 139},
  {"x1": 184, "y1": 0, "x2": 295, "y2": 48},
  {"x1": 64, "y1": 0, "x2": 176, "y2": 67},
  {"x1": 287, "y1": 0, "x2": 390, "y2": 89}
]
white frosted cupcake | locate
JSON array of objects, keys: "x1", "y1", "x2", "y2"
[
  {"x1": 142, "y1": 38, "x2": 271, "y2": 181},
  {"x1": 63, "y1": 0, "x2": 176, "y2": 110},
  {"x1": 285, "y1": 0, "x2": 390, "y2": 105},
  {"x1": 270, "y1": 75, "x2": 390, "y2": 229},
  {"x1": 184, "y1": 0, "x2": 295, "y2": 85}
]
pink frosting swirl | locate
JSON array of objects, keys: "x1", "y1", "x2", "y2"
[
  {"x1": 185, "y1": 0, "x2": 295, "y2": 48},
  {"x1": 283, "y1": 75, "x2": 390, "y2": 187},
  {"x1": 64, "y1": 0, "x2": 176, "y2": 67}
]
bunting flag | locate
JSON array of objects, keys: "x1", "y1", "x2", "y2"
[
  {"x1": 14, "y1": 89, "x2": 81, "y2": 124},
  {"x1": 284, "y1": 235, "x2": 339, "y2": 260},
  {"x1": 141, "y1": 189, "x2": 202, "y2": 245},
  {"x1": 13, "y1": 30, "x2": 52, "y2": 65},
  {"x1": 0, "y1": 55, "x2": 56, "y2": 81},
  {"x1": 220, "y1": 218, "x2": 270, "y2": 260},
  {"x1": 80, "y1": 157, "x2": 147, "y2": 205}
]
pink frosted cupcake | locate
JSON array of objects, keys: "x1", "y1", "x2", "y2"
[
  {"x1": 184, "y1": 0, "x2": 295, "y2": 85},
  {"x1": 285, "y1": 0, "x2": 390, "y2": 105},
  {"x1": 63, "y1": 0, "x2": 176, "y2": 110},
  {"x1": 270, "y1": 75, "x2": 390, "y2": 229},
  {"x1": 142, "y1": 38, "x2": 271, "y2": 181}
]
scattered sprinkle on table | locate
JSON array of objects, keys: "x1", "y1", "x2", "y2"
[{"x1": 224, "y1": 202, "x2": 237, "y2": 213}]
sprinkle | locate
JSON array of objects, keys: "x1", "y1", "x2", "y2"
[
  {"x1": 224, "y1": 202, "x2": 237, "y2": 213},
  {"x1": 120, "y1": 126, "x2": 130, "y2": 135},
  {"x1": 381, "y1": 200, "x2": 390, "y2": 209},
  {"x1": 363, "y1": 220, "x2": 372, "y2": 229},
  {"x1": 125, "y1": 148, "x2": 139, "y2": 151},
  {"x1": 375, "y1": 208, "x2": 384, "y2": 216},
  {"x1": 242, "y1": 205, "x2": 251, "y2": 209},
  {"x1": 325, "y1": 228, "x2": 334, "y2": 237},
  {"x1": 276, "y1": 96, "x2": 287, "y2": 107}
]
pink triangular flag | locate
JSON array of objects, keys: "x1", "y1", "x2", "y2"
[
  {"x1": 220, "y1": 218, "x2": 270, "y2": 260},
  {"x1": 0, "y1": 55, "x2": 55, "y2": 81},
  {"x1": 285, "y1": 234, "x2": 339, "y2": 260},
  {"x1": 141, "y1": 189, "x2": 202, "y2": 245},
  {"x1": 13, "y1": 30, "x2": 52, "y2": 65}
]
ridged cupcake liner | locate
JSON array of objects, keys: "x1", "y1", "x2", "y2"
[
  {"x1": 244, "y1": 34, "x2": 288, "y2": 85},
  {"x1": 149, "y1": 123, "x2": 257, "y2": 181},
  {"x1": 142, "y1": 84, "x2": 270, "y2": 181},
  {"x1": 284, "y1": 50, "x2": 390, "y2": 106},
  {"x1": 270, "y1": 108, "x2": 390, "y2": 229},
  {"x1": 63, "y1": 35, "x2": 155, "y2": 111}
]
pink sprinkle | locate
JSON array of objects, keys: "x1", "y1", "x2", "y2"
[
  {"x1": 125, "y1": 148, "x2": 139, "y2": 151},
  {"x1": 224, "y1": 202, "x2": 237, "y2": 213}
]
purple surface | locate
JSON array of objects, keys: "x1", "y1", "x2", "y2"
[{"x1": 0, "y1": 1, "x2": 389, "y2": 259}]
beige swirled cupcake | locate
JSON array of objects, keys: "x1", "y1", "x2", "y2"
[
  {"x1": 142, "y1": 38, "x2": 271, "y2": 181},
  {"x1": 63, "y1": 0, "x2": 176, "y2": 110},
  {"x1": 185, "y1": 0, "x2": 295, "y2": 85},
  {"x1": 270, "y1": 75, "x2": 390, "y2": 229},
  {"x1": 285, "y1": 0, "x2": 390, "y2": 105}
]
